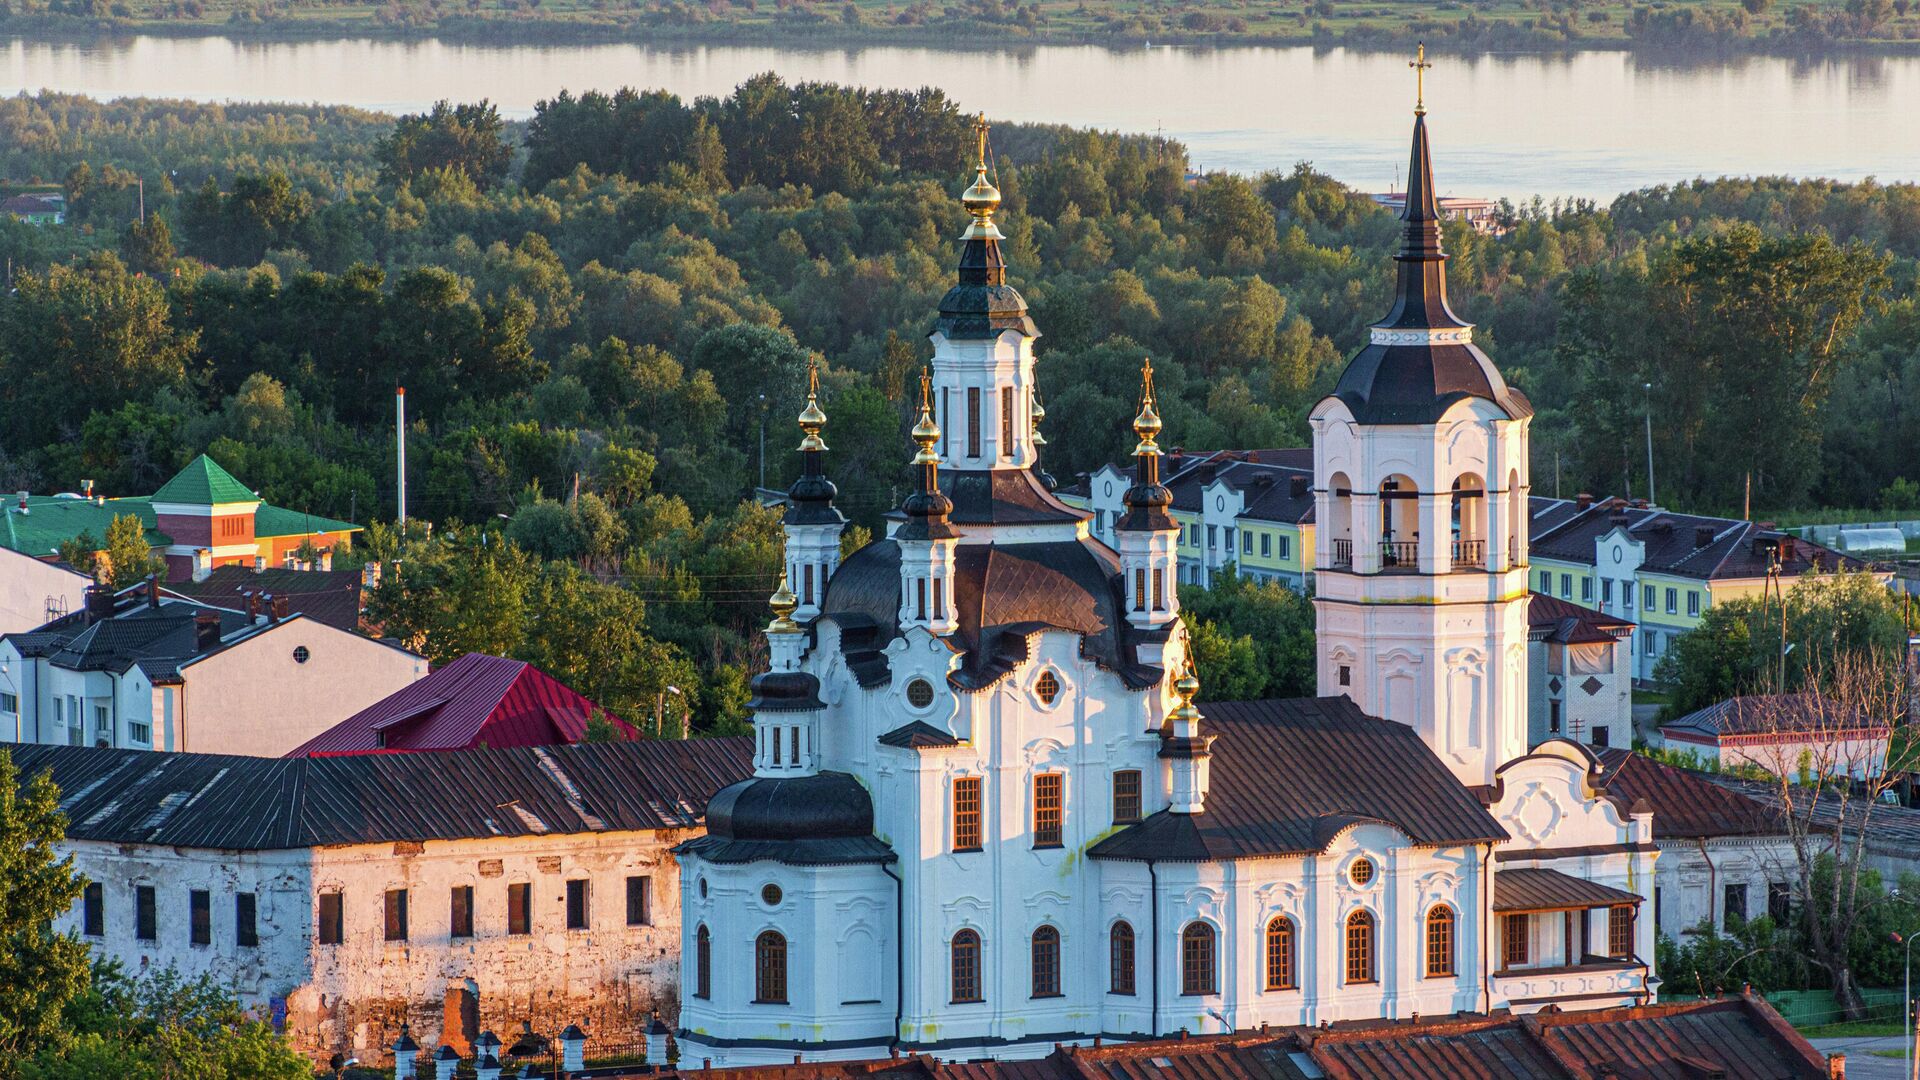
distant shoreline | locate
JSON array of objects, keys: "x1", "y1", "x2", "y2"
[{"x1": 5, "y1": 18, "x2": 1920, "y2": 60}]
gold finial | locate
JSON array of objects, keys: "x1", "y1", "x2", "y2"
[
  {"x1": 797, "y1": 357, "x2": 828, "y2": 452},
  {"x1": 1410, "y1": 42, "x2": 1432, "y2": 116},
  {"x1": 911, "y1": 367, "x2": 942, "y2": 466},
  {"x1": 768, "y1": 569, "x2": 800, "y2": 633},
  {"x1": 1132, "y1": 357, "x2": 1163, "y2": 456},
  {"x1": 1029, "y1": 386, "x2": 1048, "y2": 448},
  {"x1": 1163, "y1": 660, "x2": 1202, "y2": 736},
  {"x1": 960, "y1": 112, "x2": 1003, "y2": 241}
]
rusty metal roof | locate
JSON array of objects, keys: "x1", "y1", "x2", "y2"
[
  {"x1": 1090, "y1": 696, "x2": 1507, "y2": 862},
  {"x1": 644, "y1": 994, "x2": 1825, "y2": 1080},
  {"x1": 1593, "y1": 749, "x2": 1780, "y2": 840},
  {"x1": 14, "y1": 737, "x2": 751, "y2": 850},
  {"x1": 1493, "y1": 867, "x2": 1642, "y2": 913}
]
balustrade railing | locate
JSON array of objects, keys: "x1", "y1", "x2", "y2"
[
  {"x1": 1379, "y1": 540, "x2": 1418, "y2": 568},
  {"x1": 1452, "y1": 539, "x2": 1486, "y2": 568},
  {"x1": 1331, "y1": 539, "x2": 1354, "y2": 568}
]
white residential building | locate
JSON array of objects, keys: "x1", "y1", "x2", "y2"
[
  {"x1": 23, "y1": 738, "x2": 751, "y2": 1061},
  {"x1": 0, "y1": 580, "x2": 424, "y2": 757},
  {"x1": 0, "y1": 543, "x2": 88, "y2": 637}
]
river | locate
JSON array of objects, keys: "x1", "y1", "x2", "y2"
[{"x1": 4, "y1": 35, "x2": 1918, "y2": 201}]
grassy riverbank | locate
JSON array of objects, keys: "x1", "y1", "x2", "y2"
[{"x1": 5, "y1": 0, "x2": 1920, "y2": 55}]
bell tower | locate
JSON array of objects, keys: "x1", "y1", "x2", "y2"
[{"x1": 1310, "y1": 53, "x2": 1536, "y2": 787}]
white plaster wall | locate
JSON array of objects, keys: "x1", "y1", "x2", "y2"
[
  {"x1": 1651, "y1": 836, "x2": 1796, "y2": 940},
  {"x1": 181, "y1": 617, "x2": 424, "y2": 757},
  {"x1": 57, "y1": 829, "x2": 690, "y2": 1061},
  {"x1": 1528, "y1": 638, "x2": 1632, "y2": 750},
  {"x1": 0, "y1": 548, "x2": 88, "y2": 635}
]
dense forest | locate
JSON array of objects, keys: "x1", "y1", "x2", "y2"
[{"x1": 1, "y1": 84, "x2": 1916, "y2": 729}]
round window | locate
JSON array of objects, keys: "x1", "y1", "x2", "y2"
[
  {"x1": 292, "y1": 646, "x2": 310, "y2": 664},
  {"x1": 906, "y1": 679, "x2": 935, "y2": 709},
  {"x1": 1035, "y1": 671, "x2": 1060, "y2": 706},
  {"x1": 761, "y1": 883, "x2": 783, "y2": 907},
  {"x1": 1349, "y1": 858, "x2": 1375, "y2": 886},
  {"x1": 698, "y1": 877, "x2": 709, "y2": 899}
]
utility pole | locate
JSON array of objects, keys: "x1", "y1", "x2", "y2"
[
  {"x1": 1643, "y1": 382, "x2": 1657, "y2": 508},
  {"x1": 757, "y1": 394, "x2": 769, "y2": 493},
  {"x1": 136, "y1": 177, "x2": 144, "y2": 224}
]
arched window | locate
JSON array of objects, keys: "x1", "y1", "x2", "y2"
[
  {"x1": 1110, "y1": 922, "x2": 1136, "y2": 995},
  {"x1": 1379, "y1": 475, "x2": 1419, "y2": 568},
  {"x1": 1345, "y1": 910, "x2": 1376, "y2": 984},
  {"x1": 1425, "y1": 906, "x2": 1455, "y2": 978},
  {"x1": 1450, "y1": 473, "x2": 1486, "y2": 568},
  {"x1": 1264, "y1": 916, "x2": 1296, "y2": 990},
  {"x1": 1327, "y1": 471, "x2": 1354, "y2": 568},
  {"x1": 951, "y1": 930, "x2": 982, "y2": 1003},
  {"x1": 754, "y1": 930, "x2": 787, "y2": 1003},
  {"x1": 1180, "y1": 923, "x2": 1216, "y2": 996},
  {"x1": 1031, "y1": 926, "x2": 1061, "y2": 997},
  {"x1": 694, "y1": 924, "x2": 711, "y2": 999}
]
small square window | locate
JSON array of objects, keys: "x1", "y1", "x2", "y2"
[
  {"x1": 236, "y1": 892, "x2": 258, "y2": 948},
  {"x1": 384, "y1": 889, "x2": 409, "y2": 942},
  {"x1": 189, "y1": 889, "x2": 210, "y2": 946},
  {"x1": 451, "y1": 886, "x2": 474, "y2": 939},
  {"x1": 566, "y1": 879, "x2": 590, "y2": 930},
  {"x1": 508, "y1": 883, "x2": 531, "y2": 936},
  {"x1": 317, "y1": 891, "x2": 342, "y2": 945}
]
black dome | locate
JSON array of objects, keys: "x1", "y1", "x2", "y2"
[
  {"x1": 821, "y1": 534, "x2": 1157, "y2": 690},
  {"x1": 707, "y1": 772, "x2": 874, "y2": 842},
  {"x1": 1332, "y1": 340, "x2": 1533, "y2": 425},
  {"x1": 747, "y1": 670, "x2": 824, "y2": 712}
]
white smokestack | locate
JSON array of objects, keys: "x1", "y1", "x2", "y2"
[{"x1": 395, "y1": 387, "x2": 407, "y2": 526}]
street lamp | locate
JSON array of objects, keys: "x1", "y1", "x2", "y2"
[
  {"x1": 1643, "y1": 382, "x2": 1656, "y2": 509},
  {"x1": 1894, "y1": 931, "x2": 1916, "y2": 1078}
]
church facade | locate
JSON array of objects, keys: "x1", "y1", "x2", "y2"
[{"x1": 675, "y1": 107, "x2": 1659, "y2": 1067}]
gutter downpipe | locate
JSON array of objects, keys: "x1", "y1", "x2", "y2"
[
  {"x1": 1149, "y1": 859, "x2": 1161, "y2": 1038},
  {"x1": 1481, "y1": 843, "x2": 1495, "y2": 1014},
  {"x1": 882, "y1": 863, "x2": 904, "y2": 1053},
  {"x1": 1695, "y1": 836, "x2": 1718, "y2": 932}
]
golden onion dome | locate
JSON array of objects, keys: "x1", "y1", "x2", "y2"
[{"x1": 767, "y1": 571, "x2": 801, "y2": 634}]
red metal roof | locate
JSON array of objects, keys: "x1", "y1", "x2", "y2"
[
  {"x1": 287, "y1": 652, "x2": 634, "y2": 756},
  {"x1": 1594, "y1": 748, "x2": 1781, "y2": 839}
]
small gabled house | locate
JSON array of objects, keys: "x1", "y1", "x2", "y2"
[
  {"x1": 1527, "y1": 591, "x2": 1635, "y2": 750},
  {"x1": 0, "y1": 580, "x2": 423, "y2": 757}
]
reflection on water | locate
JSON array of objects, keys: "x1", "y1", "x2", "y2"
[{"x1": 4, "y1": 36, "x2": 1918, "y2": 200}]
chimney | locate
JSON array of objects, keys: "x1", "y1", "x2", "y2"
[
  {"x1": 245, "y1": 591, "x2": 260, "y2": 619},
  {"x1": 318, "y1": 549, "x2": 333, "y2": 572},
  {"x1": 1576, "y1": 492, "x2": 1594, "y2": 509},
  {"x1": 84, "y1": 584, "x2": 116, "y2": 619},
  {"x1": 1779, "y1": 536, "x2": 1797, "y2": 561},
  {"x1": 362, "y1": 561, "x2": 382, "y2": 589},
  {"x1": 145, "y1": 574, "x2": 161, "y2": 609},
  {"x1": 270, "y1": 595, "x2": 290, "y2": 621},
  {"x1": 1633, "y1": 498, "x2": 1649, "y2": 509},
  {"x1": 1828, "y1": 1051, "x2": 1847, "y2": 1079},
  {"x1": 1694, "y1": 526, "x2": 1714, "y2": 548},
  {"x1": 1289, "y1": 475, "x2": 1309, "y2": 497},
  {"x1": 191, "y1": 548, "x2": 213, "y2": 583},
  {"x1": 80, "y1": 479, "x2": 93, "y2": 498},
  {"x1": 194, "y1": 611, "x2": 222, "y2": 652},
  {"x1": 646, "y1": 1013, "x2": 669, "y2": 1065}
]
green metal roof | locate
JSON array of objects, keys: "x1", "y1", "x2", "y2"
[
  {"x1": 151, "y1": 455, "x2": 258, "y2": 506},
  {"x1": 0, "y1": 495, "x2": 360, "y2": 558}
]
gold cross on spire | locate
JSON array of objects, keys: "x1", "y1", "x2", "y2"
[
  {"x1": 973, "y1": 112, "x2": 989, "y2": 172},
  {"x1": 1410, "y1": 41, "x2": 1432, "y2": 115}
]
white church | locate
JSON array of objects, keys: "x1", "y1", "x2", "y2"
[{"x1": 674, "y1": 103, "x2": 1661, "y2": 1066}]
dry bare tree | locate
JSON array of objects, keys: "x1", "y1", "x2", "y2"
[{"x1": 1743, "y1": 648, "x2": 1916, "y2": 1019}]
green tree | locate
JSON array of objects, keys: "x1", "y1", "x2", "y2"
[
  {"x1": 118, "y1": 214, "x2": 174, "y2": 278},
  {"x1": 0, "y1": 252, "x2": 195, "y2": 449},
  {"x1": 0, "y1": 749, "x2": 92, "y2": 1065},
  {"x1": 22, "y1": 965, "x2": 312, "y2": 1080},
  {"x1": 100, "y1": 513, "x2": 162, "y2": 589},
  {"x1": 375, "y1": 100, "x2": 512, "y2": 190}
]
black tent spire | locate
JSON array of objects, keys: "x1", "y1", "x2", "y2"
[{"x1": 1377, "y1": 45, "x2": 1469, "y2": 334}]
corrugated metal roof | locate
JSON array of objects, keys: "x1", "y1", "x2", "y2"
[
  {"x1": 1527, "y1": 591, "x2": 1634, "y2": 644},
  {"x1": 1662, "y1": 693, "x2": 1882, "y2": 740},
  {"x1": 166, "y1": 566, "x2": 363, "y2": 633},
  {"x1": 1594, "y1": 749, "x2": 1780, "y2": 840},
  {"x1": 13, "y1": 737, "x2": 751, "y2": 850},
  {"x1": 288, "y1": 652, "x2": 635, "y2": 755},
  {"x1": 1091, "y1": 696, "x2": 1508, "y2": 861},
  {"x1": 1492, "y1": 868, "x2": 1641, "y2": 913}
]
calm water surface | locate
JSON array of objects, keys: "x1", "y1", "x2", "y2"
[{"x1": 3, "y1": 36, "x2": 1916, "y2": 201}]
